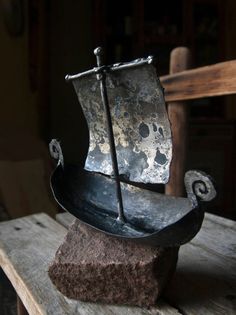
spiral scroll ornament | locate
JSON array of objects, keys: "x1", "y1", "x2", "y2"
[
  {"x1": 49, "y1": 139, "x2": 64, "y2": 168},
  {"x1": 184, "y1": 170, "x2": 216, "y2": 204}
]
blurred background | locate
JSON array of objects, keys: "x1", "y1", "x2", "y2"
[{"x1": 0, "y1": 0, "x2": 235, "y2": 225}]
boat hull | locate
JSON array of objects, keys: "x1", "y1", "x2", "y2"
[{"x1": 50, "y1": 164, "x2": 205, "y2": 247}]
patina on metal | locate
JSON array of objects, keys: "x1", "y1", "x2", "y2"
[
  {"x1": 67, "y1": 50, "x2": 172, "y2": 185},
  {"x1": 49, "y1": 47, "x2": 216, "y2": 247}
]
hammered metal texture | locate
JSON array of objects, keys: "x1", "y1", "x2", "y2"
[
  {"x1": 72, "y1": 64, "x2": 172, "y2": 184},
  {"x1": 51, "y1": 165, "x2": 204, "y2": 246}
]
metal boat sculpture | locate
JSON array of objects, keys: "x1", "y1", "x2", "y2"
[{"x1": 49, "y1": 47, "x2": 216, "y2": 247}]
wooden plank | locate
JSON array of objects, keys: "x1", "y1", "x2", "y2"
[
  {"x1": 160, "y1": 59, "x2": 236, "y2": 102},
  {"x1": 165, "y1": 47, "x2": 191, "y2": 197},
  {"x1": 192, "y1": 212, "x2": 236, "y2": 259},
  {"x1": 0, "y1": 213, "x2": 180, "y2": 315},
  {"x1": 57, "y1": 211, "x2": 236, "y2": 315},
  {"x1": 0, "y1": 214, "x2": 69, "y2": 315},
  {"x1": 164, "y1": 213, "x2": 236, "y2": 315},
  {"x1": 56, "y1": 211, "x2": 75, "y2": 228}
]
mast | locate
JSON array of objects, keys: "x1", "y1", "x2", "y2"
[{"x1": 94, "y1": 47, "x2": 126, "y2": 223}]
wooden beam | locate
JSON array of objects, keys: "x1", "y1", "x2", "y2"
[
  {"x1": 161, "y1": 59, "x2": 236, "y2": 102},
  {"x1": 165, "y1": 47, "x2": 191, "y2": 197}
]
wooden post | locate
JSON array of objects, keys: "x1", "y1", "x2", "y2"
[{"x1": 165, "y1": 47, "x2": 191, "y2": 197}]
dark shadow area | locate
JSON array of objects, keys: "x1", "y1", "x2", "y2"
[
  {"x1": 0, "y1": 269, "x2": 17, "y2": 315},
  {"x1": 164, "y1": 268, "x2": 236, "y2": 309}
]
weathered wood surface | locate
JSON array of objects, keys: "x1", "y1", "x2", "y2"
[
  {"x1": 56, "y1": 211, "x2": 75, "y2": 228},
  {"x1": 57, "y1": 211, "x2": 236, "y2": 315},
  {"x1": 0, "y1": 213, "x2": 180, "y2": 315},
  {"x1": 160, "y1": 59, "x2": 236, "y2": 102},
  {"x1": 165, "y1": 213, "x2": 236, "y2": 315},
  {"x1": 165, "y1": 47, "x2": 191, "y2": 197}
]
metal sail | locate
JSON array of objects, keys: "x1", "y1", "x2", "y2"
[{"x1": 68, "y1": 52, "x2": 172, "y2": 185}]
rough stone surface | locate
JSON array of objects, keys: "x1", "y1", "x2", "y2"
[{"x1": 48, "y1": 219, "x2": 179, "y2": 307}]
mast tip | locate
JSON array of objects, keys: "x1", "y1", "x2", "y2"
[{"x1": 94, "y1": 47, "x2": 103, "y2": 56}]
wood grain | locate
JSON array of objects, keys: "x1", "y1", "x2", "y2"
[
  {"x1": 0, "y1": 213, "x2": 179, "y2": 315},
  {"x1": 165, "y1": 212, "x2": 236, "y2": 315},
  {"x1": 56, "y1": 212, "x2": 75, "y2": 228},
  {"x1": 56, "y1": 211, "x2": 75, "y2": 228},
  {"x1": 0, "y1": 214, "x2": 68, "y2": 315},
  {"x1": 160, "y1": 59, "x2": 236, "y2": 102},
  {"x1": 1, "y1": 211, "x2": 235, "y2": 314},
  {"x1": 165, "y1": 47, "x2": 191, "y2": 196},
  {"x1": 57, "y1": 211, "x2": 236, "y2": 315}
]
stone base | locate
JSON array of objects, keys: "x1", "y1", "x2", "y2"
[{"x1": 48, "y1": 219, "x2": 179, "y2": 307}]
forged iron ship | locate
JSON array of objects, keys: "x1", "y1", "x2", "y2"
[{"x1": 49, "y1": 47, "x2": 216, "y2": 247}]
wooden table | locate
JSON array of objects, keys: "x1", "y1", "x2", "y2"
[{"x1": 0, "y1": 212, "x2": 235, "y2": 315}]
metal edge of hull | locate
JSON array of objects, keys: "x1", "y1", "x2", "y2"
[{"x1": 50, "y1": 164, "x2": 204, "y2": 247}]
